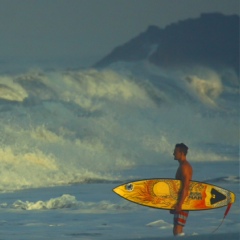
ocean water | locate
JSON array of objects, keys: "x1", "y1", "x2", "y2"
[{"x1": 0, "y1": 61, "x2": 239, "y2": 239}]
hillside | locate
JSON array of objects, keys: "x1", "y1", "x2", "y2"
[{"x1": 94, "y1": 13, "x2": 239, "y2": 75}]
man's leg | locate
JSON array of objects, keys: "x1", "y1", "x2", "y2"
[
  {"x1": 173, "y1": 211, "x2": 189, "y2": 236},
  {"x1": 173, "y1": 224, "x2": 184, "y2": 236}
]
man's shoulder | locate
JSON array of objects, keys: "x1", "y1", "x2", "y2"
[
  {"x1": 182, "y1": 161, "x2": 193, "y2": 173},
  {"x1": 184, "y1": 160, "x2": 192, "y2": 168}
]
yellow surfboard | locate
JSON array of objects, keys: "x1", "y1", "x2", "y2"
[{"x1": 113, "y1": 179, "x2": 235, "y2": 211}]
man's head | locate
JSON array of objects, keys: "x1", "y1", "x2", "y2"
[{"x1": 173, "y1": 143, "x2": 188, "y2": 161}]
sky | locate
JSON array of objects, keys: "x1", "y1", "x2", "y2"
[{"x1": 0, "y1": 0, "x2": 239, "y2": 68}]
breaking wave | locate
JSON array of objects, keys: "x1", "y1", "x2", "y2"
[{"x1": 0, "y1": 63, "x2": 238, "y2": 192}]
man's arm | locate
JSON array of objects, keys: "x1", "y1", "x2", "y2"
[{"x1": 174, "y1": 165, "x2": 192, "y2": 212}]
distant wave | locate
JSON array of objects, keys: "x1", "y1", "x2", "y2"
[{"x1": 206, "y1": 176, "x2": 240, "y2": 184}]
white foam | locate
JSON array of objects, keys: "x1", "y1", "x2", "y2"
[
  {"x1": 0, "y1": 67, "x2": 238, "y2": 191},
  {"x1": 185, "y1": 69, "x2": 223, "y2": 107},
  {"x1": 0, "y1": 75, "x2": 28, "y2": 101},
  {"x1": 11, "y1": 194, "x2": 134, "y2": 213},
  {"x1": 146, "y1": 219, "x2": 173, "y2": 229},
  {"x1": 13, "y1": 194, "x2": 78, "y2": 210}
]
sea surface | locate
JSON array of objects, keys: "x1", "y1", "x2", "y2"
[{"x1": 0, "y1": 61, "x2": 239, "y2": 239}]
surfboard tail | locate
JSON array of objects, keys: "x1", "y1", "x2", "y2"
[{"x1": 230, "y1": 192, "x2": 236, "y2": 204}]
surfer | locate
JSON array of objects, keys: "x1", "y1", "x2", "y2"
[{"x1": 171, "y1": 143, "x2": 193, "y2": 236}]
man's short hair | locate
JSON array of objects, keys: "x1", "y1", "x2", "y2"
[{"x1": 175, "y1": 143, "x2": 189, "y2": 155}]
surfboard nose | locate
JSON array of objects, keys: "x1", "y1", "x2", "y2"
[
  {"x1": 113, "y1": 183, "x2": 135, "y2": 197},
  {"x1": 112, "y1": 185, "x2": 124, "y2": 196},
  {"x1": 112, "y1": 186, "x2": 119, "y2": 194}
]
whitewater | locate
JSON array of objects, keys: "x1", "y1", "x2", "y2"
[{"x1": 0, "y1": 61, "x2": 239, "y2": 239}]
